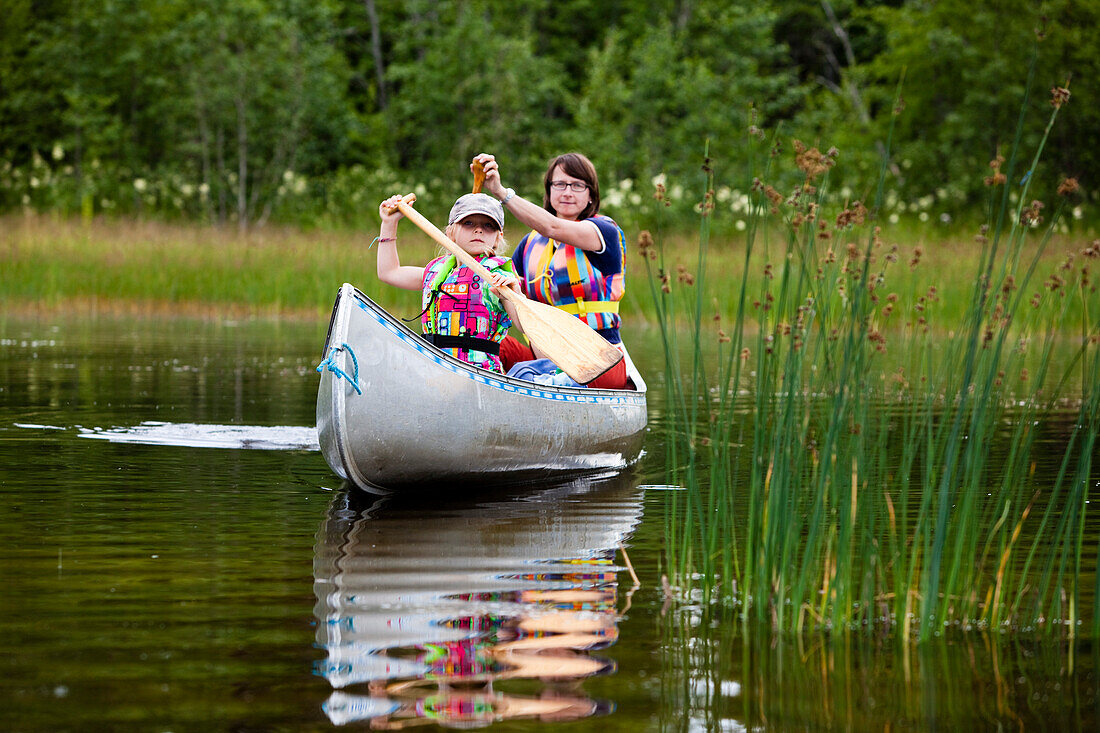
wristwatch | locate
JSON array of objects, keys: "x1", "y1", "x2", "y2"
[{"x1": 499, "y1": 188, "x2": 515, "y2": 206}]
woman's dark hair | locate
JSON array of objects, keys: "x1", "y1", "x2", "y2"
[{"x1": 542, "y1": 153, "x2": 600, "y2": 220}]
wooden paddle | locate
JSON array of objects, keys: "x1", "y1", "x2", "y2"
[
  {"x1": 388, "y1": 194, "x2": 622, "y2": 385},
  {"x1": 472, "y1": 159, "x2": 486, "y2": 193}
]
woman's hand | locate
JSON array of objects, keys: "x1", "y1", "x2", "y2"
[
  {"x1": 379, "y1": 195, "x2": 405, "y2": 224},
  {"x1": 472, "y1": 153, "x2": 505, "y2": 199}
]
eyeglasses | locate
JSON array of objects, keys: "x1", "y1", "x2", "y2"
[{"x1": 550, "y1": 180, "x2": 589, "y2": 193}]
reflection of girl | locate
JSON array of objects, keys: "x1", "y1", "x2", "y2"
[
  {"x1": 377, "y1": 193, "x2": 521, "y2": 373},
  {"x1": 421, "y1": 639, "x2": 497, "y2": 678},
  {"x1": 472, "y1": 152, "x2": 630, "y2": 390}
]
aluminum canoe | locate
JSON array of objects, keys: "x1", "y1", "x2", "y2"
[{"x1": 315, "y1": 283, "x2": 647, "y2": 493}]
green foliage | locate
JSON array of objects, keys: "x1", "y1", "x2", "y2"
[
  {"x1": 0, "y1": 0, "x2": 359, "y2": 227},
  {"x1": 1, "y1": 0, "x2": 1097, "y2": 230},
  {"x1": 384, "y1": 1, "x2": 571, "y2": 185},
  {"x1": 801, "y1": 0, "x2": 1098, "y2": 214},
  {"x1": 571, "y1": 3, "x2": 802, "y2": 186}
]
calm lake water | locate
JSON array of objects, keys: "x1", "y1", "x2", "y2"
[{"x1": 2, "y1": 313, "x2": 1098, "y2": 731}]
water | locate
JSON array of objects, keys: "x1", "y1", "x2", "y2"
[{"x1": 2, "y1": 314, "x2": 1099, "y2": 730}]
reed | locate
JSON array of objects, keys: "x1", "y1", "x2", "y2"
[{"x1": 653, "y1": 69, "x2": 1099, "y2": 641}]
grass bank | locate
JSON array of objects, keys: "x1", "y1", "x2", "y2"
[{"x1": 2, "y1": 212, "x2": 1093, "y2": 332}]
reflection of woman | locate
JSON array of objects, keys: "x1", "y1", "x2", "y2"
[{"x1": 472, "y1": 152, "x2": 629, "y2": 390}]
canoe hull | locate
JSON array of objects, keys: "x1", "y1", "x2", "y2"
[{"x1": 316, "y1": 284, "x2": 647, "y2": 493}]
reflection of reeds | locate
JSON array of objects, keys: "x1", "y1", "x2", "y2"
[
  {"x1": 661, "y1": 604, "x2": 1095, "y2": 730},
  {"x1": 652, "y1": 68, "x2": 1099, "y2": 642}
]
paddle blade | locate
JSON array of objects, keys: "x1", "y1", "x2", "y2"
[
  {"x1": 510, "y1": 298, "x2": 622, "y2": 385},
  {"x1": 472, "y1": 160, "x2": 486, "y2": 193}
]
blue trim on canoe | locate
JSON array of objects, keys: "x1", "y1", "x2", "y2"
[{"x1": 356, "y1": 299, "x2": 644, "y2": 407}]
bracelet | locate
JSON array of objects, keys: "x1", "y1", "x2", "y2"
[
  {"x1": 369, "y1": 236, "x2": 396, "y2": 249},
  {"x1": 499, "y1": 188, "x2": 515, "y2": 207}
]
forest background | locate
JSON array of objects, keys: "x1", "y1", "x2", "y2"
[{"x1": 1, "y1": 0, "x2": 1096, "y2": 236}]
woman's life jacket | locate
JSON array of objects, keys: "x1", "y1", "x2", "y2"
[{"x1": 511, "y1": 214, "x2": 625, "y2": 343}]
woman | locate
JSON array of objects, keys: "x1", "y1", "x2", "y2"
[{"x1": 471, "y1": 152, "x2": 629, "y2": 390}]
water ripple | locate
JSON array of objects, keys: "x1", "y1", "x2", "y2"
[{"x1": 74, "y1": 421, "x2": 319, "y2": 450}]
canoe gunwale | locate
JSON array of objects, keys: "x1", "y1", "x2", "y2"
[{"x1": 324, "y1": 284, "x2": 647, "y2": 400}]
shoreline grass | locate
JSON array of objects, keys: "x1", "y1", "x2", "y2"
[{"x1": 3, "y1": 212, "x2": 1094, "y2": 332}]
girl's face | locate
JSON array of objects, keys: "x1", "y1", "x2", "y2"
[
  {"x1": 450, "y1": 214, "x2": 502, "y2": 256},
  {"x1": 548, "y1": 166, "x2": 592, "y2": 221}
]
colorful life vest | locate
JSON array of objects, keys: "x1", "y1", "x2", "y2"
[
  {"x1": 516, "y1": 214, "x2": 625, "y2": 332},
  {"x1": 420, "y1": 254, "x2": 513, "y2": 372}
]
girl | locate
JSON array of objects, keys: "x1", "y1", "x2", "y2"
[{"x1": 377, "y1": 192, "x2": 521, "y2": 374}]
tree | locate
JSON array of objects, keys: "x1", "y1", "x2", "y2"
[
  {"x1": 571, "y1": 1, "x2": 802, "y2": 187},
  {"x1": 383, "y1": 0, "x2": 571, "y2": 185},
  {"x1": 1, "y1": 0, "x2": 358, "y2": 225},
  {"x1": 799, "y1": 0, "x2": 1098, "y2": 212},
  {"x1": 174, "y1": 0, "x2": 358, "y2": 228}
]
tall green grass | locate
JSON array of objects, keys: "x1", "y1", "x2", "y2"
[
  {"x1": 649, "y1": 73, "x2": 1099, "y2": 641},
  {"x1": 3, "y1": 207, "x2": 1090, "y2": 329},
  {"x1": 1, "y1": 215, "x2": 417, "y2": 318}
]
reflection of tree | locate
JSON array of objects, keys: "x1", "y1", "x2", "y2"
[{"x1": 314, "y1": 474, "x2": 643, "y2": 727}]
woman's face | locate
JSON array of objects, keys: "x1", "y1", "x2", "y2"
[
  {"x1": 548, "y1": 166, "x2": 591, "y2": 221},
  {"x1": 451, "y1": 214, "x2": 501, "y2": 256}
]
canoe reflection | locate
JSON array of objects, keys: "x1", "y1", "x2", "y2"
[{"x1": 313, "y1": 473, "x2": 645, "y2": 728}]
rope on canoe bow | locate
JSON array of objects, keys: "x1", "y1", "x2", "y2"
[{"x1": 315, "y1": 343, "x2": 362, "y2": 395}]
